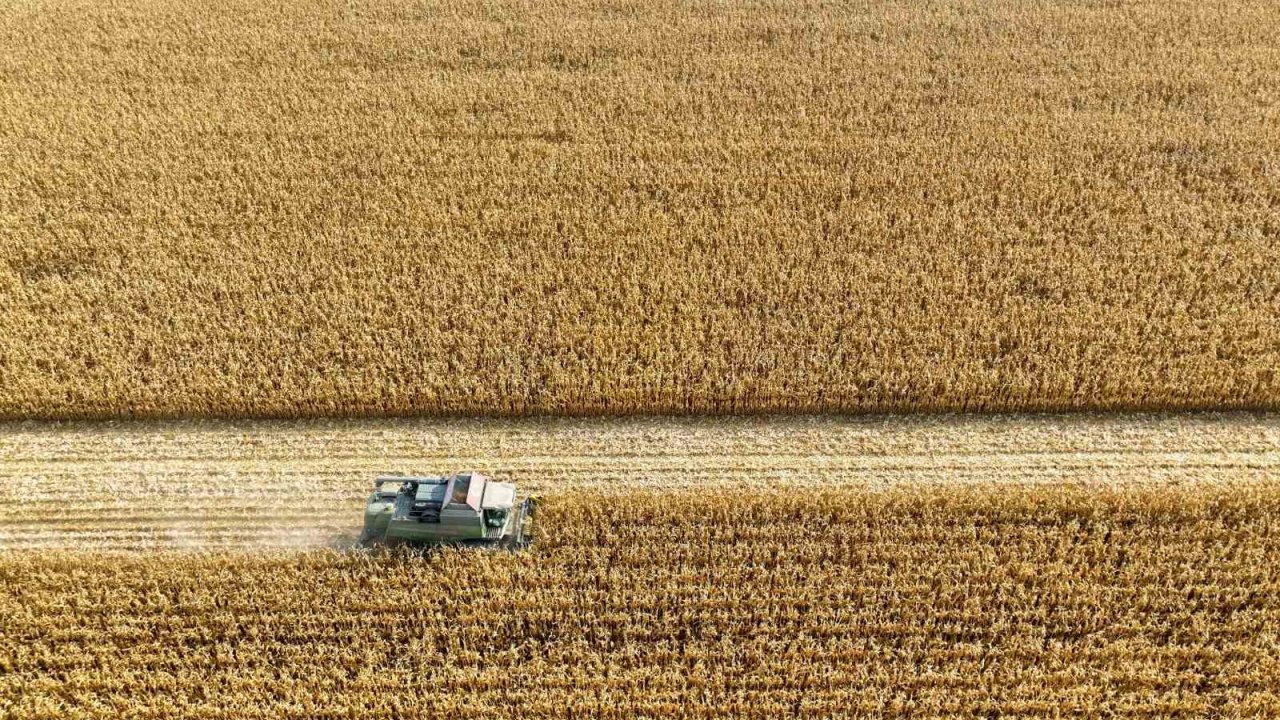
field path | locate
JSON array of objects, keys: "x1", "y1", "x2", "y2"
[{"x1": 1, "y1": 412, "x2": 1277, "y2": 550}]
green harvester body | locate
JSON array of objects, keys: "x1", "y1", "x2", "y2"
[{"x1": 359, "y1": 472, "x2": 536, "y2": 549}]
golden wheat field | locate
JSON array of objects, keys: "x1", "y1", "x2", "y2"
[
  {"x1": 2, "y1": 0, "x2": 1278, "y2": 418},
  {"x1": 2, "y1": 414, "x2": 1280, "y2": 717},
  {"x1": 4, "y1": 0, "x2": 1280, "y2": 714}
]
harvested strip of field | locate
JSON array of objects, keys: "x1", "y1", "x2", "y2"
[
  {"x1": 2, "y1": 0, "x2": 1279, "y2": 419},
  {"x1": 1, "y1": 413, "x2": 1277, "y2": 550},
  {"x1": 4, "y1": 485, "x2": 1280, "y2": 718}
]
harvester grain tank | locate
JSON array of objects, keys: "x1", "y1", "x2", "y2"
[{"x1": 359, "y1": 472, "x2": 536, "y2": 549}]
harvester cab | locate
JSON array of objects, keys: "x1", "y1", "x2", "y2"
[{"x1": 359, "y1": 472, "x2": 536, "y2": 549}]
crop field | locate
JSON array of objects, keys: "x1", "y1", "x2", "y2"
[
  {"x1": 2, "y1": 414, "x2": 1280, "y2": 717},
  {"x1": 4, "y1": 0, "x2": 1280, "y2": 714},
  {"x1": 5, "y1": 486, "x2": 1280, "y2": 718},
  {"x1": 3, "y1": 0, "x2": 1279, "y2": 418}
]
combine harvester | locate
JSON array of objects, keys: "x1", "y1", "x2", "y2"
[{"x1": 358, "y1": 472, "x2": 537, "y2": 549}]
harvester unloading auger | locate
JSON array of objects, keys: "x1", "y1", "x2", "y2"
[{"x1": 358, "y1": 472, "x2": 537, "y2": 549}]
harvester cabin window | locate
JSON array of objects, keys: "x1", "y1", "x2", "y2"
[{"x1": 450, "y1": 475, "x2": 471, "y2": 505}]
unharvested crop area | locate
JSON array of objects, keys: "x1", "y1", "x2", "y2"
[
  {"x1": 3, "y1": 0, "x2": 1279, "y2": 418},
  {"x1": 5, "y1": 486, "x2": 1280, "y2": 718}
]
